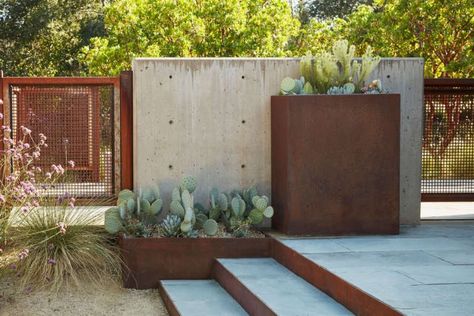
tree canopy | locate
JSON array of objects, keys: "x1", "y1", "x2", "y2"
[{"x1": 0, "y1": 0, "x2": 472, "y2": 77}]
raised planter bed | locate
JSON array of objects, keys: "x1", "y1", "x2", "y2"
[
  {"x1": 271, "y1": 94, "x2": 400, "y2": 235},
  {"x1": 120, "y1": 236, "x2": 272, "y2": 289}
]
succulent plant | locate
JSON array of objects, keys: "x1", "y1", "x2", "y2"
[
  {"x1": 161, "y1": 214, "x2": 182, "y2": 237},
  {"x1": 362, "y1": 79, "x2": 385, "y2": 94},
  {"x1": 104, "y1": 186, "x2": 163, "y2": 236},
  {"x1": 203, "y1": 219, "x2": 218, "y2": 236},
  {"x1": 104, "y1": 207, "x2": 123, "y2": 234},
  {"x1": 300, "y1": 39, "x2": 381, "y2": 93},
  {"x1": 280, "y1": 76, "x2": 313, "y2": 95},
  {"x1": 249, "y1": 195, "x2": 274, "y2": 225},
  {"x1": 170, "y1": 176, "x2": 198, "y2": 234},
  {"x1": 208, "y1": 188, "x2": 229, "y2": 221},
  {"x1": 327, "y1": 82, "x2": 355, "y2": 95}
]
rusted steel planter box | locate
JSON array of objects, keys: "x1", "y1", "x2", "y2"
[
  {"x1": 119, "y1": 236, "x2": 272, "y2": 289},
  {"x1": 271, "y1": 94, "x2": 400, "y2": 235}
]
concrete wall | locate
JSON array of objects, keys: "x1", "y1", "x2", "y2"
[{"x1": 133, "y1": 58, "x2": 423, "y2": 224}]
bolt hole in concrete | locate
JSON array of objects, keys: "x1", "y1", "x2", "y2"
[
  {"x1": 386, "y1": 75, "x2": 391, "y2": 78},
  {"x1": 241, "y1": 164, "x2": 245, "y2": 169},
  {"x1": 169, "y1": 165, "x2": 173, "y2": 170},
  {"x1": 242, "y1": 120, "x2": 246, "y2": 124},
  {"x1": 241, "y1": 75, "x2": 245, "y2": 79},
  {"x1": 169, "y1": 75, "x2": 172, "y2": 79},
  {"x1": 169, "y1": 120, "x2": 173, "y2": 124}
]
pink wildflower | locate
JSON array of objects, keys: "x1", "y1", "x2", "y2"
[
  {"x1": 0, "y1": 113, "x2": 3, "y2": 120},
  {"x1": 45, "y1": 172, "x2": 52, "y2": 179},
  {"x1": 18, "y1": 249, "x2": 29, "y2": 260},
  {"x1": 47, "y1": 258, "x2": 56, "y2": 265},
  {"x1": 57, "y1": 222, "x2": 67, "y2": 235},
  {"x1": 68, "y1": 160, "x2": 75, "y2": 168},
  {"x1": 2, "y1": 126, "x2": 11, "y2": 133},
  {"x1": 20, "y1": 126, "x2": 31, "y2": 135},
  {"x1": 0, "y1": 194, "x2": 5, "y2": 203}
]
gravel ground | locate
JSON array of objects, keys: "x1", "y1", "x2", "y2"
[{"x1": 0, "y1": 277, "x2": 168, "y2": 316}]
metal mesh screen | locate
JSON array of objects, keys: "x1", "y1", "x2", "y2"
[
  {"x1": 422, "y1": 81, "x2": 474, "y2": 195},
  {"x1": 10, "y1": 84, "x2": 114, "y2": 198}
]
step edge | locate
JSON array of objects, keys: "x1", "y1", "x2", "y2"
[
  {"x1": 158, "y1": 280, "x2": 181, "y2": 316},
  {"x1": 271, "y1": 238, "x2": 403, "y2": 316},
  {"x1": 212, "y1": 259, "x2": 277, "y2": 316}
]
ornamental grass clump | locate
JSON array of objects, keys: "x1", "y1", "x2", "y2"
[{"x1": 12, "y1": 201, "x2": 122, "y2": 292}]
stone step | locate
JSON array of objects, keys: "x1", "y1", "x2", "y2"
[
  {"x1": 159, "y1": 280, "x2": 248, "y2": 316},
  {"x1": 214, "y1": 258, "x2": 353, "y2": 316}
]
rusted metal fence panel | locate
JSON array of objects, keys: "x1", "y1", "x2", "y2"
[
  {"x1": 422, "y1": 79, "x2": 474, "y2": 201},
  {"x1": 2, "y1": 77, "x2": 120, "y2": 199}
]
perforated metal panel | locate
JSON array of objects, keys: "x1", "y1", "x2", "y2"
[
  {"x1": 10, "y1": 84, "x2": 115, "y2": 198},
  {"x1": 422, "y1": 80, "x2": 474, "y2": 199}
]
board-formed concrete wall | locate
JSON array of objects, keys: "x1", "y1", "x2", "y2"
[{"x1": 133, "y1": 58, "x2": 423, "y2": 225}]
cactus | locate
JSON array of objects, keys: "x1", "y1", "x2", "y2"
[
  {"x1": 280, "y1": 76, "x2": 307, "y2": 95},
  {"x1": 203, "y1": 219, "x2": 218, "y2": 236},
  {"x1": 231, "y1": 197, "x2": 245, "y2": 218},
  {"x1": 208, "y1": 188, "x2": 228, "y2": 220},
  {"x1": 104, "y1": 207, "x2": 123, "y2": 234},
  {"x1": 169, "y1": 176, "x2": 198, "y2": 235},
  {"x1": 298, "y1": 39, "x2": 380, "y2": 93},
  {"x1": 180, "y1": 175, "x2": 197, "y2": 193},
  {"x1": 161, "y1": 214, "x2": 182, "y2": 237},
  {"x1": 249, "y1": 194, "x2": 274, "y2": 224}
]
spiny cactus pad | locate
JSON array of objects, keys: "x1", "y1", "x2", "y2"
[
  {"x1": 203, "y1": 219, "x2": 218, "y2": 236},
  {"x1": 248, "y1": 209, "x2": 264, "y2": 224},
  {"x1": 104, "y1": 207, "x2": 123, "y2": 234},
  {"x1": 180, "y1": 176, "x2": 197, "y2": 193}
]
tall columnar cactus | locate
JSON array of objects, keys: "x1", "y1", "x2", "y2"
[
  {"x1": 299, "y1": 39, "x2": 381, "y2": 93},
  {"x1": 170, "y1": 176, "x2": 199, "y2": 234}
]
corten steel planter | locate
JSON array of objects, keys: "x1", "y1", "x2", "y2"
[
  {"x1": 271, "y1": 94, "x2": 400, "y2": 235},
  {"x1": 119, "y1": 236, "x2": 271, "y2": 289}
]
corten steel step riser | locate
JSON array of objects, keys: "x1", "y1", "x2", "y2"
[
  {"x1": 158, "y1": 281, "x2": 181, "y2": 316},
  {"x1": 271, "y1": 239, "x2": 402, "y2": 316},
  {"x1": 212, "y1": 260, "x2": 277, "y2": 316}
]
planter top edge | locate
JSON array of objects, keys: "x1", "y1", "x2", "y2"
[{"x1": 272, "y1": 93, "x2": 400, "y2": 98}]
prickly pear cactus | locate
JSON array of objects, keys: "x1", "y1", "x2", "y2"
[
  {"x1": 104, "y1": 207, "x2": 123, "y2": 234},
  {"x1": 249, "y1": 194, "x2": 274, "y2": 224},
  {"x1": 180, "y1": 175, "x2": 197, "y2": 193},
  {"x1": 203, "y1": 219, "x2": 218, "y2": 236},
  {"x1": 280, "y1": 76, "x2": 307, "y2": 95}
]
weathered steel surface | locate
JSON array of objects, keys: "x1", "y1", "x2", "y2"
[
  {"x1": 271, "y1": 94, "x2": 400, "y2": 235},
  {"x1": 212, "y1": 260, "x2": 277, "y2": 316},
  {"x1": 120, "y1": 236, "x2": 271, "y2": 289},
  {"x1": 120, "y1": 71, "x2": 133, "y2": 190},
  {"x1": 271, "y1": 239, "x2": 403, "y2": 316}
]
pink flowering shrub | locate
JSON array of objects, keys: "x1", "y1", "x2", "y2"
[{"x1": 0, "y1": 107, "x2": 120, "y2": 292}]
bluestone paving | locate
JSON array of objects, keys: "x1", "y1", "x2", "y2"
[
  {"x1": 161, "y1": 280, "x2": 248, "y2": 316},
  {"x1": 279, "y1": 223, "x2": 474, "y2": 315},
  {"x1": 218, "y1": 258, "x2": 353, "y2": 316}
]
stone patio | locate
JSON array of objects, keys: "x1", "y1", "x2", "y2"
[{"x1": 278, "y1": 222, "x2": 474, "y2": 315}]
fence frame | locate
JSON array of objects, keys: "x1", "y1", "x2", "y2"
[
  {"x1": 422, "y1": 78, "x2": 474, "y2": 202},
  {"x1": 0, "y1": 74, "x2": 133, "y2": 200}
]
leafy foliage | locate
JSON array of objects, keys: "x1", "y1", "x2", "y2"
[
  {"x1": 79, "y1": 0, "x2": 300, "y2": 75},
  {"x1": 0, "y1": 0, "x2": 106, "y2": 76},
  {"x1": 308, "y1": 0, "x2": 373, "y2": 20}
]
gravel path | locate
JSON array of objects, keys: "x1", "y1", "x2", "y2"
[{"x1": 0, "y1": 277, "x2": 168, "y2": 316}]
